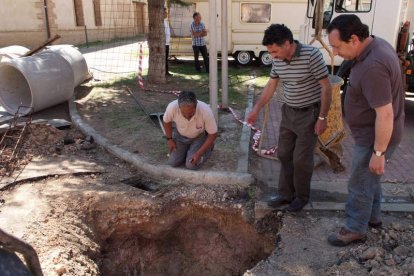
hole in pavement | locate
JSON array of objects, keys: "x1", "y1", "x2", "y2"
[
  {"x1": 121, "y1": 175, "x2": 160, "y2": 192},
  {"x1": 95, "y1": 201, "x2": 279, "y2": 275}
]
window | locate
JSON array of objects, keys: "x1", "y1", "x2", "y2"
[
  {"x1": 93, "y1": 0, "x2": 102, "y2": 26},
  {"x1": 335, "y1": 0, "x2": 372, "y2": 13},
  {"x1": 240, "y1": 3, "x2": 271, "y2": 23},
  {"x1": 74, "y1": 0, "x2": 85, "y2": 26},
  {"x1": 308, "y1": 0, "x2": 334, "y2": 29}
]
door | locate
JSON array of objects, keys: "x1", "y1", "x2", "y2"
[{"x1": 135, "y1": 3, "x2": 145, "y2": 34}]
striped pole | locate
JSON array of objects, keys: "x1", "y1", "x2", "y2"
[{"x1": 138, "y1": 42, "x2": 144, "y2": 90}]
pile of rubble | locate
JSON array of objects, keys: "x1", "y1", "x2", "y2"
[
  {"x1": 327, "y1": 218, "x2": 414, "y2": 275},
  {"x1": 0, "y1": 123, "x2": 92, "y2": 177}
]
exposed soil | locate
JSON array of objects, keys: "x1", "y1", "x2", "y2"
[{"x1": 0, "y1": 124, "x2": 279, "y2": 275}]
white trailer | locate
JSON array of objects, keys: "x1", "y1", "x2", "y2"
[{"x1": 168, "y1": 0, "x2": 308, "y2": 66}]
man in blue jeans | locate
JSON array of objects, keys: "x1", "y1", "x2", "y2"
[
  {"x1": 327, "y1": 15, "x2": 405, "y2": 246},
  {"x1": 190, "y1": 12, "x2": 209, "y2": 73}
]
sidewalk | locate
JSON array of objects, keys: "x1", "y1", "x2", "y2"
[{"x1": 253, "y1": 94, "x2": 414, "y2": 218}]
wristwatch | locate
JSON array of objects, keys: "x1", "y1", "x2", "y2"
[
  {"x1": 164, "y1": 136, "x2": 173, "y2": 140},
  {"x1": 373, "y1": 150, "x2": 385, "y2": 157}
]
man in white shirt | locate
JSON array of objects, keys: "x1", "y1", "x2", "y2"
[
  {"x1": 164, "y1": 8, "x2": 172, "y2": 76},
  {"x1": 163, "y1": 91, "x2": 217, "y2": 170}
]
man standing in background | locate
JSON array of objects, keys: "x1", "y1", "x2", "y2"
[{"x1": 190, "y1": 12, "x2": 209, "y2": 73}]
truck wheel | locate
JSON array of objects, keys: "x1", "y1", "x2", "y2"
[
  {"x1": 235, "y1": 51, "x2": 252, "y2": 65},
  {"x1": 259, "y1": 51, "x2": 272, "y2": 66}
]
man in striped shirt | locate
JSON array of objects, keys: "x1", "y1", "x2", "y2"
[
  {"x1": 190, "y1": 12, "x2": 209, "y2": 73},
  {"x1": 247, "y1": 24, "x2": 332, "y2": 212}
]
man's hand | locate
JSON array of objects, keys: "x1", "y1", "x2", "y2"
[
  {"x1": 167, "y1": 139, "x2": 176, "y2": 153},
  {"x1": 314, "y1": 119, "x2": 328, "y2": 135},
  {"x1": 189, "y1": 151, "x2": 202, "y2": 165},
  {"x1": 246, "y1": 110, "x2": 259, "y2": 125},
  {"x1": 369, "y1": 154, "x2": 385, "y2": 175}
]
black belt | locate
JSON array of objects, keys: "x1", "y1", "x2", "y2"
[{"x1": 287, "y1": 102, "x2": 320, "y2": 112}]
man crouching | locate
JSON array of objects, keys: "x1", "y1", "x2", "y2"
[{"x1": 163, "y1": 91, "x2": 217, "y2": 170}]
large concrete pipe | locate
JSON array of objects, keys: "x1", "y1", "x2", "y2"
[
  {"x1": 0, "y1": 46, "x2": 30, "y2": 62},
  {"x1": 45, "y1": 45, "x2": 89, "y2": 86},
  {"x1": 0, "y1": 51, "x2": 74, "y2": 115}
]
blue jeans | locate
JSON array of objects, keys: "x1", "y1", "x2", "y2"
[{"x1": 346, "y1": 144, "x2": 397, "y2": 234}]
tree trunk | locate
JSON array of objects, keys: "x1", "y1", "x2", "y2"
[{"x1": 147, "y1": 0, "x2": 166, "y2": 84}]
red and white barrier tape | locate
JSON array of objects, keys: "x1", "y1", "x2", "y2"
[
  {"x1": 137, "y1": 42, "x2": 181, "y2": 96},
  {"x1": 135, "y1": 43, "x2": 277, "y2": 156},
  {"x1": 224, "y1": 106, "x2": 277, "y2": 156},
  {"x1": 138, "y1": 42, "x2": 145, "y2": 89}
]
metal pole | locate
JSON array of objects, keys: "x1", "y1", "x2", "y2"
[
  {"x1": 221, "y1": 0, "x2": 228, "y2": 108},
  {"x1": 43, "y1": 0, "x2": 51, "y2": 39},
  {"x1": 209, "y1": 0, "x2": 218, "y2": 122},
  {"x1": 84, "y1": 25, "x2": 89, "y2": 48}
]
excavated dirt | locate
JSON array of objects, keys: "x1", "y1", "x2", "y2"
[{"x1": 0, "y1": 124, "x2": 280, "y2": 275}]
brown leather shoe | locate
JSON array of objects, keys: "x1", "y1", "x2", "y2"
[{"x1": 328, "y1": 227, "x2": 366, "y2": 247}]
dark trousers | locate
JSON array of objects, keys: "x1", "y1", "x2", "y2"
[
  {"x1": 192, "y1": 45, "x2": 209, "y2": 72},
  {"x1": 165, "y1": 45, "x2": 169, "y2": 73},
  {"x1": 276, "y1": 103, "x2": 319, "y2": 202}
]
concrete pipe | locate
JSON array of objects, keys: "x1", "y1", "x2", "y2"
[
  {"x1": 0, "y1": 46, "x2": 30, "y2": 62},
  {"x1": 45, "y1": 45, "x2": 89, "y2": 86},
  {"x1": 0, "y1": 51, "x2": 74, "y2": 115}
]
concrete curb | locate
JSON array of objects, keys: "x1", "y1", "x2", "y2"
[
  {"x1": 255, "y1": 200, "x2": 414, "y2": 219},
  {"x1": 68, "y1": 98, "x2": 254, "y2": 187},
  {"x1": 237, "y1": 84, "x2": 254, "y2": 173}
]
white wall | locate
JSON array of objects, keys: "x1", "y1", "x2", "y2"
[{"x1": 0, "y1": 0, "x2": 42, "y2": 31}]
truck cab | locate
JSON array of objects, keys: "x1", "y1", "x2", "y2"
[{"x1": 300, "y1": 0, "x2": 412, "y2": 68}]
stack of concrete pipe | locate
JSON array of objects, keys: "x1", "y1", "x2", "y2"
[{"x1": 0, "y1": 45, "x2": 89, "y2": 115}]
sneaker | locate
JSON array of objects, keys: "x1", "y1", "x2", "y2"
[
  {"x1": 267, "y1": 195, "x2": 291, "y2": 208},
  {"x1": 284, "y1": 198, "x2": 308, "y2": 212},
  {"x1": 328, "y1": 227, "x2": 366, "y2": 247}
]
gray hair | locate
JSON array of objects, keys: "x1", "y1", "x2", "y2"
[{"x1": 178, "y1": 91, "x2": 197, "y2": 106}]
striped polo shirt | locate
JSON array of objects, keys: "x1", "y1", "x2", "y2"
[
  {"x1": 190, "y1": 22, "x2": 206, "y2": 46},
  {"x1": 270, "y1": 41, "x2": 328, "y2": 108}
]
